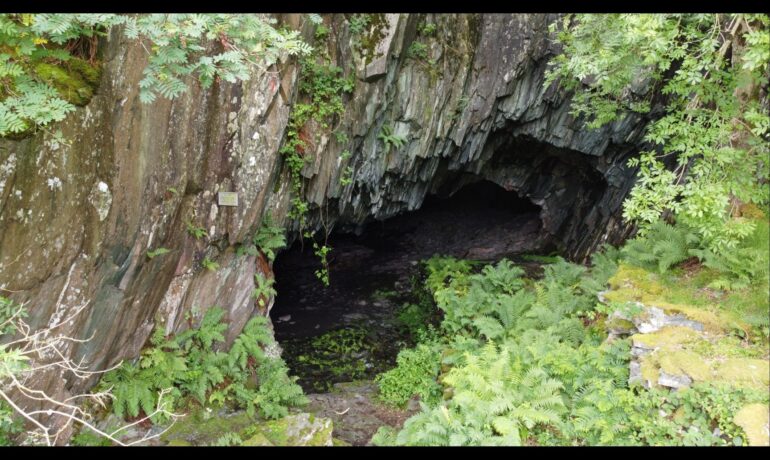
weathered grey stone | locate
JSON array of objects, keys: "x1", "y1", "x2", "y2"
[
  {"x1": 658, "y1": 371, "x2": 693, "y2": 389},
  {"x1": 634, "y1": 306, "x2": 704, "y2": 334},
  {"x1": 629, "y1": 361, "x2": 643, "y2": 386}
]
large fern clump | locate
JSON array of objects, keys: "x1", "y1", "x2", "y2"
[
  {"x1": 622, "y1": 217, "x2": 769, "y2": 293},
  {"x1": 621, "y1": 220, "x2": 700, "y2": 273},
  {"x1": 99, "y1": 308, "x2": 306, "y2": 423},
  {"x1": 691, "y1": 218, "x2": 770, "y2": 291},
  {"x1": 391, "y1": 343, "x2": 565, "y2": 446}
]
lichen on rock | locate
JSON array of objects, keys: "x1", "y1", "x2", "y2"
[{"x1": 89, "y1": 180, "x2": 112, "y2": 222}]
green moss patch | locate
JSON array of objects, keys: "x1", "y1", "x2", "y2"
[
  {"x1": 33, "y1": 57, "x2": 101, "y2": 106},
  {"x1": 714, "y1": 359, "x2": 770, "y2": 389},
  {"x1": 160, "y1": 410, "x2": 333, "y2": 446},
  {"x1": 606, "y1": 264, "x2": 665, "y2": 302},
  {"x1": 242, "y1": 431, "x2": 274, "y2": 446},
  {"x1": 160, "y1": 410, "x2": 258, "y2": 445},
  {"x1": 658, "y1": 350, "x2": 712, "y2": 382},
  {"x1": 631, "y1": 326, "x2": 702, "y2": 350},
  {"x1": 245, "y1": 413, "x2": 333, "y2": 446},
  {"x1": 635, "y1": 336, "x2": 769, "y2": 389},
  {"x1": 606, "y1": 264, "x2": 749, "y2": 336},
  {"x1": 734, "y1": 403, "x2": 770, "y2": 446}
]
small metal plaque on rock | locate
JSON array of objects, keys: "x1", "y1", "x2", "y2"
[{"x1": 217, "y1": 192, "x2": 238, "y2": 207}]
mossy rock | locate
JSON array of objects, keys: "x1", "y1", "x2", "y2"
[
  {"x1": 690, "y1": 335, "x2": 767, "y2": 359},
  {"x1": 332, "y1": 437, "x2": 352, "y2": 446},
  {"x1": 652, "y1": 301, "x2": 735, "y2": 334},
  {"x1": 631, "y1": 326, "x2": 702, "y2": 350},
  {"x1": 657, "y1": 350, "x2": 712, "y2": 382},
  {"x1": 255, "y1": 413, "x2": 333, "y2": 446},
  {"x1": 604, "y1": 264, "x2": 749, "y2": 336},
  {"x1": 734, "y1": 403, "x2": 770, "y2": 446},
  {"x1": 160, "y1": 410, "x2": 258, "y2": 445},
  {"x1": 242, "y1": 431, "x2": 274, "y2": 446},
  {"x1": 166, "y1": 439, "x2": 192, "y2": 446},
  {"x1": 32, "y1": 57, "x2": 101, "y2": 106},
  {"x1": 640, "y1": 358, "x2": 660, "y2": 386},
  {"x1": 713, "y1": 358, "x2": 770, "y2": 389},
  {"x1": 606, "y1": 264, "x2": 665, "y2": 302},
  {"x1": 606, "y1": 316, "x2": 636, "y2": 334},
  {"x1": 639, "y1": 343, "x2": 769, "y2": 390},
  {"x1": 738, "y1": 203, "x2": 767, "y2": 220},
  {"x1": 66, "y1": 57, "x2": 102, "y2": 85}
]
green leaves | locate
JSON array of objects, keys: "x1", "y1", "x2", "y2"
[
  {"x1": 146, "y1": 247, "x2": 170, "y2": 259},
  {"x1": 200, "y1": 256, "x2": 219, "y2": 272},
  {"x1": 98, "y1": 306, "x2": 306, "y2": 423},
  {"x1": 376, "y1": 343, "x2": 442, "y2": 408},
  {"x1": 547, "y1": 13, "x2": 770, "y2": 253},
  {"x1": 280, "y1": 51, "x2": 354, "y2": 229},
  {"x1": 0, "y1": 14, "x2": 312, "y2": 138},
  {"x1": 130, "y1": 14, "x2": 311, "y2": 104},
  {"x1": 185, "y1": 221, "x2": 208, "y2": 240},
  {"x1": 252, "y1": 215, "x2": 286, "y2": 262},
  {"x1": 377, "y1": 124, "x2": 408, "y2": 152},
  {"x1": 252, "y1": 273, "x2": 276, "y2": 308},
  {"x1": 376, "y1": 250, "x2": 765, "y2": 446},
  {"x1": 621, "y1": 220, "x2": 700, "y2": 273},
  {"x1": 390, "y1": 343, "x2": 566, "y2": 446}
]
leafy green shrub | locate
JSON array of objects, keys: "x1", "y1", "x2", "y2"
[
  {"x1": 279, "y1": 51, "x2": 354, "y2": 227},
  {"x1": 417, "y1": 23, "x2": 437, "y2": 36},
  {"x1": 375, "y1": 343, "x2": 442, "y2": 408},
  {"x1": 0, "y1": 401, "x2": 22, "y2": 446},
  {"x1": 70, "y1": 428, "x2": 112, "y2": 446},
  {"x1": 146, "y1": 247, "x2": 170, "y2": 259},
  {"x1": 622, "y1": 217, "x2": 769, "y2": 292},
  {"x1": 424, "y1": 255, "x2": 474, "y2": 295},
  {"x1": 347, "y1": 14, "x2": 372, "y2": 35},
  {"x1": 207, "y1": 432, "x2": 243, "y2": 446},
  {"x1": 407, "y1": 42, "x2": 428, "y2": 60},
  {"x1": 200, "y1": 257, "x2": 219, "y2": 271},
  {"x1": 430, "y1": 257, "x2": 604, "y2": 342},
  {"x1": 0, "y1": 295, "x2": 26, "y2": 335},
  {"x1": 237, "y1": 215, "x2": 286, "y2": 262},
  {"x1": 185, "y1": 221, "x2": 208, "y2": 240},
  {"x1": 252, "y1": 273, "x2": 276, "y2": 309},
  {"x1": 396, "y1": 302, "x2": 435, "y2": 337}
]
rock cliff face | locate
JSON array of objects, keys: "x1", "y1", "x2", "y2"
[{"x1": 0, "y1": 13, "x2": 648, "y2": 406}]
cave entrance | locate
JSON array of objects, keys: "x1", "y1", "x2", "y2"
[{"x1": 270, "y1": 180, "x2": 546, "y2": 393}]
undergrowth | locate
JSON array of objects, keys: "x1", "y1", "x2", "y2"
[
  {"x1": 373, "y1": 237, "x2": 768, "y2": 446},
  {"x1": 98, "y1": 308, "x2": 307, "y2": 424}
]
